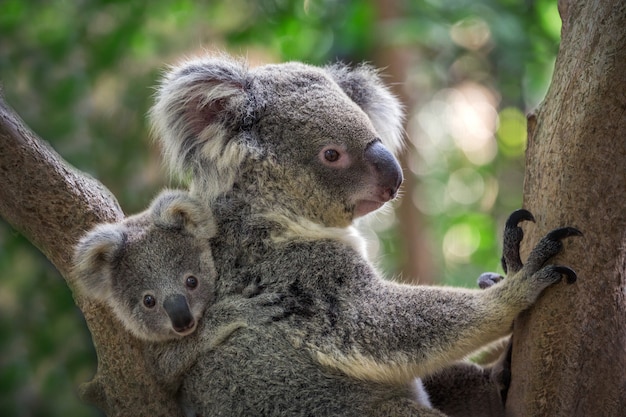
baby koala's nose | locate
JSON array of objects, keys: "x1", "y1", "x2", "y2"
[{"x1": 164, "y1": 294, "x2": 195, "y2": 333}]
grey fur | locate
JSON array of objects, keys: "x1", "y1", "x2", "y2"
[{"x1": 149, "y1": 54, "x2": 579, "y2": 416}]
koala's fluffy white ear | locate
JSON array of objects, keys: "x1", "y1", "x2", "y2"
[
  {"x1": 150, "y1": 189, "x2": 217, "y2": 239},
  {"x1": 150, "y1": 55, "x2": 252, "y2": 200},
  {"x1": 72, "y1": 224, "x2": 126, "y2": 300},
  {"x1": 326, "y1": 63, "x2": 404, "y2": 156}
]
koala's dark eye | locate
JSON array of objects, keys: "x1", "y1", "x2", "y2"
[
  {"x1": 319, "y1": 145, "x2": 350, "y2": 168},
  {"x1": 324, "y1": 149, "x2": 340, "y2": 162},
  {"x1": 143, "y1": 294, "x2": 156, "y2": 308},
  {"x1": 186, "y1": 276, "x2": 198, "y2": 289}
]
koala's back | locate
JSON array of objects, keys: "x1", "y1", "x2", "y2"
[
  {"x1": 180, "y1": 229, "x2": 433, "y2": 416},
  {"x1": 180, "y1": 326, "x2": 418, "y2": 417}
]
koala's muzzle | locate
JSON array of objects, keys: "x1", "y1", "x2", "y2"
[
  {"x1": 364, "y1": 141, "x2": 403, "y2": 200},
  {"x1": 163, "y1": 294, "x2": 195, "y2": 334}
]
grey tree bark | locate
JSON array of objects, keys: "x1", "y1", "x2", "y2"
[{"x1": 507, "y1": 1, "x2": 626, "y2": 416}]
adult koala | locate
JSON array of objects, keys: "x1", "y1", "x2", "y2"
[{"x1": 150, "y1": 54, "x2": 579, "y2": 416}]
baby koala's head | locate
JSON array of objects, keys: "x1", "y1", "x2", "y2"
[{"x1": 73, "y1": 190, "x2": 216, "y2": 342}]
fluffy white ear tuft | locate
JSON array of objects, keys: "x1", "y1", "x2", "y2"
[
  {"x1": 72, "y1": 224, "x2": 126, "y2": 301},
  {"x1": 149, "y1": 54, "x2": 252, "y2": 200},
  {"x1": 150, "y1": 189, "x2": 217, "y2": 239},
  {"x1": 326, "y1": 63, "x2": 405, "y2": 156}
]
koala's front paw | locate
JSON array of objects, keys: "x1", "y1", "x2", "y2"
[
  {"x1": 252, "y1": 293, "x2": 295, "y2": 323},
  {"x1": 477, "y1": 210, "x2": 534, "y2": 290},
  {"x1": 499, "y1": 210, "x2": 581, "y2": 303},
  {"x1": 524, "y1": 227, "x2": 582, "y2": 276},
  {"x1": 530, "y1": 264, "x2": 578, "y2": 285},
  {"x1": 242, "y1": 277, "x2": 267, "y2": 298},
  {"x1": 241, "y1": 278, "x2": 295, "y2": 322},
  {"x1": 518, "y1": 225, "x2": 581, "y2": 303},
  {"x1": 501, "y1": 210, "x2": 581, "y2": 281}
]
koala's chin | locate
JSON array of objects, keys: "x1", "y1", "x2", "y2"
[{"x1": 353, "y1": 199, "x2": 386, "y2": 218}]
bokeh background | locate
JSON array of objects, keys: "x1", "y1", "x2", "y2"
[{"x1": 0, "y1": 1, "x2": 560, "y2": 416}]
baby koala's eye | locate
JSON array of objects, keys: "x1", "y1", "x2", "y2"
[
  {"x1": 143, "y1": 294, "x2": 156, "y2": 308},
  {"x1": 186, "y1": 275, "x2": 198, "y2": 289},
  {"x1": 324, "y1": 149, "x2": 340, "y2": 162}
]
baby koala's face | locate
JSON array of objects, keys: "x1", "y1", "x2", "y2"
[
  {"x1": 73, "y1": 189, "x2": 218, "y2": 343},
  {"x1": 110, "y1": 225, "x2": 215, "y2": 342}
]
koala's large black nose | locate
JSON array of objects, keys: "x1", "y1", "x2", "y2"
[
  {"x1": 163, "y1": 294, "x2": 194, "y2": 333},
  {"x1": 364, "y1": 141, "x2": 403, "y2": 199}
]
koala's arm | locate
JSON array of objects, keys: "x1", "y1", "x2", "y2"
[
  {"x1": 308, "y1": 211, "x2": 580, "y2": 383},
  {"x1": 418, "y1": 214, "x2": 538, "y2": 417},
  {"x1": 148, "y1": 291, "x2": 287, "y2": 389}
]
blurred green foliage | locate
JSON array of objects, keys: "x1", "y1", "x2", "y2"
[{"x1": 0, "y1": 0, "x2": 559, "y2": 415}]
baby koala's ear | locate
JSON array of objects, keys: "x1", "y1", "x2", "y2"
[
  {"x1": 73, "y1": 223, "x2": 126, "y2": 300},
  {"x1": 325, "y1": 63, "x2": 404, "y2": 156},
  {"x1": 150, "y1": 189, "x2": 217, "y2": 239}
]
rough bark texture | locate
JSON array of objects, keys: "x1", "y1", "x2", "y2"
[
  {"x1": 507, "y1": 1, "x2": 626, "y2": 416},
  {"x1": 0, "y1": 96, "x2": 182, "y2": 416}
]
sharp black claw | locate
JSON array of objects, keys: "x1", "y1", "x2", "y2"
[
  {"x1": 546, "y1": 227, "x2": 583, "y2": 241},
  {"x1": 553, "y1": 266, "x2": 578, "y2": 284},
  {"x1": 505, "y1": 209, "x2": 535, "y2": 228},
  {"x1": 501, "y1": 209, "x2": 535, "y2": 274}
]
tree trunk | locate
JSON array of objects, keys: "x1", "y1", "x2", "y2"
[
  {"x1": 507, "y1": 1, "x2": 626, "y2": 416},
  {"x1": 0, "y1": 96, "x2": 183, "y2": 416}
]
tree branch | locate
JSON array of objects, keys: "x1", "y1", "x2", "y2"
[{"x1": 0, "y1": 94, "x2": 182, "y2": 416}]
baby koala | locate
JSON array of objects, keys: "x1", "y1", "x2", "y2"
[
  {"x1": 72, "y1": 189, "x2": 217, "y2": 342},
  {"x1": 73, "y1": 189, "x2": 287, "y2": 405}
]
